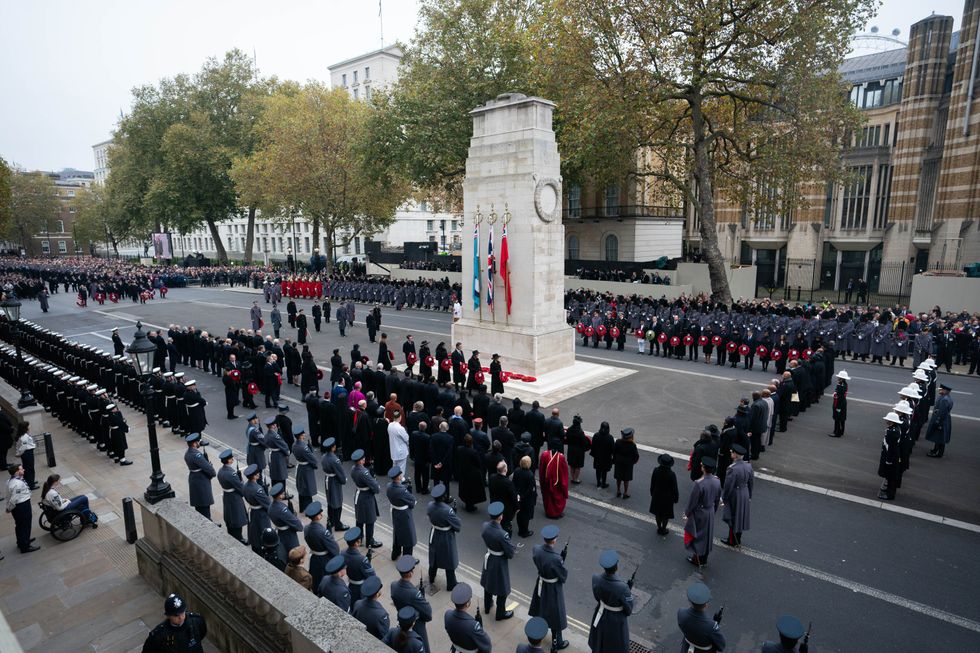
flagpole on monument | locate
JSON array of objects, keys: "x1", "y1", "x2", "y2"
[
  {"x1": 474, "y1": 206, "x2": 483, "y2": 322},
  {"x1": 487, "y1": 204, "x2": 497, "y2": 324}
]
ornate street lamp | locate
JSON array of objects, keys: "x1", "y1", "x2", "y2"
[
  {"x1": 127, "y1": 321, "x2": 174, "y2": 503},
  {"x1": 0, "y1": 295, "x2": 37, "y2": 408}
]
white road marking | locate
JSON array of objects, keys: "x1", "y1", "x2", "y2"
[{"x1": 571, "y1": 492, "x2": 980, "y2": 634}]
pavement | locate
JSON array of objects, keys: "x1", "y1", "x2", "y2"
[{"x1": 7, "y1": 285, "x2": 980, "y2": 652}]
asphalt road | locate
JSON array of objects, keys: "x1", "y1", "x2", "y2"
[{"x1": 24, "y1": 286, "x2": 980, "y2": 652}]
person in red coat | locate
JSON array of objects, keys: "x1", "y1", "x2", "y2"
[{"x1": 538, "y1": 448, "x2": 569, "y2": 518}]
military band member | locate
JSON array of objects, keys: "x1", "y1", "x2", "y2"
[
  {"x1": 318, "y1": 554, "x2": 351, "y2": 611},
  {"x1": 292, "y1": 427, "x2": 317, "y2": 512},
  {"x1": 761, "y1": 615, "x2": 809, "y2": 653},
  {"x1": 320, "y1": 437, "x2": 349, "y2": 531},
  {"x1": 303, "y1": 501, "x2": 337, "y2": 592},
  {"x1": 268, "y1": 482, "x2": 303, "y2": 561},
  {"x1": 216, "y1": 448, "x2": 248, "y2": 544},
  {"x1": 184, "y1": 433, "x2": 215, "y2": 520},
  {"x1": 387, "y1": 465, "x2": 417, "y2": 559},
  {"x1": 351, "y1": 448, "x2": 383, "y2": 548},
  {"x1": 830, "y1": 370, "x2": 849, "y2": 438},
  {"x1": 390, "y1": 555, "x2": 432, "y2": 653},
  {"x1": 588, "y1": 549, "x2": 633, "y2": 653},
  {"x1": 445, "y1": 583, "x2": 492, "y2": 653},
  {"x1": 427, "y1": 483, "x2": 461, "y2": 591},
  {"x1": 529, "y1": 524, "x2": 569, "y2": 650},
  {"x1": 343, "y1": 526, "x2": 377, "y2": 604},
  {"x1": 480, "y1": 501, "x2": 516, "y2": 621},
  {"x1": 677, "y1": 582, "x2": 725, "y2": 653},
  {"x1": 243, "y1": 464, "x2": 272, "y2": 553},
  {"x1": 105, "y1": 403, "x2": 133, "y2": 465},
  {"x1": 383, "y1": 606, "x2": 426, "y2": 653}
]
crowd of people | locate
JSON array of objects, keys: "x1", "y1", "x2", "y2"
[{"x1": 574, "y1": 267, "x2": 673, "y2": 285}]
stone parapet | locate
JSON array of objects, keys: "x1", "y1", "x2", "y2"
[{"x1": 136, "y1": 497, "x2": 389, "y2": 653}]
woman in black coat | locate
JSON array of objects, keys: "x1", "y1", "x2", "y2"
[
  {"x1": 564, "y1": 415, "x2": 591, "y2": 484},
  {"x1": 590, "y1": 421, "x2": 614, "y2": 489},
  {"x1": 649, "y1": 453, "x2": 679, "y2": 535},
  {"x1": 613, "y1": 428, "x2": 640, "y2": 499},
  {"x1": 489, "y1": 354, "x2": 504, "y2": 396},
  {"x1": 513, "y1": 454, "x2": 537, "y2": 537},
  {"x1": 455, "y1": 435, "x2": 486, "y2": 512},
  {"x1": 300, "y1": 352, "x2": 319, "y2": 397}
]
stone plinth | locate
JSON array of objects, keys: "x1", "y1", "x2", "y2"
[{"x1": 454, "y1": 93, "x2": 575, "y2": 376}]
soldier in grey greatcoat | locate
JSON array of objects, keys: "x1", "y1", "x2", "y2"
[
  {"x1": 291, "y1": 428, "x2": 318, "y2": 513},
  {"x1": 529, "y1": 525, "x2": 569, "y2": 650},
  {"x1": 351, "y1": 449, "x2": 383, "y2": 548},
  {"x1": 268, "y1": 482, "x2": 303, "y2": 562},
  {"x1": 264, "y1": 416, "x2": 290, "y2": 488},
  {"x1": 683, "y1": 457, "x2": 722, "y2": 567},
  {"x1": 318, "y1": 555, "x2": 351, "y2": 612},
  {"x1": 386, "y1": 466, "x2": 417, "y2": 559},
  {"x1": 588, "y1": 549, "x2": 634, "y2": 653},
  {"x1": 677, "y1": 582, "x2": 725, "y2": 653},
  {"x1": 480, "y1": 501, "x2": 517, "y2": 621},
  {"x1": 184, "y1": 433, "x2": 215, "y2": 520},
  {"x1": 390, "y1": 555, "x2": 432, "y2": 653},
  {"x1": 303, "y1": 501, "x2": 337, "y2": 593},
  {"x1": 720, "y1": 444, "x2": 753, "y2": 547},
  {"x1": 426, "y1": 483, "x2": 461, "y2": 591},
  {"x1": 217, "y1": 448, "x2": 249, "y2": 543},
  {"x1": 243, "y1": 464, "x2": 271, "y2": 553},
  {"x1": 352, "y1": 575, "x2": 390, "y2": 640},
  {"x1": 342, "y1": 527, "x2": 377, "y2": 603},
  {"x1": 320, "y1": 438, "x2": 349, "y2": 531},
  {"x1": 445, "y1": 583, "x2": 492, "y2": 653}
]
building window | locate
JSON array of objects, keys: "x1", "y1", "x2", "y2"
[
  {"x1": 353, "y1": 88, "x2": 359, "y2": 101},
  {"x1": 604, "y1": 185, "x2": 619, "y2": 217},
  {"x1": 41, "y1": 240, "x2": 50, "y2": 254},
  {"x1": 823, "y1": 182, "x2": 835, "y2": 228},
  {"x1": 56, "y1": 220, "x2": 64, "y2": 232},
  {"x1": 68, "y1": 206, "x2": 76, "y2": 214},
  {"x1": 342, "y1": 73, "x2": 347, "y2": 86},
  {"x1": 67, "y1": 189, "x2": 75, "y2": 197},
  {"x1": 567, "y1": 235, "x2": 580, "y2": 259},
  {"x1": 568, "y1": 185, "x2": 581, "y2": 218},
  {"x1": 426, "y1": 220, "x2": 434, "y2": 231},
  {"x1": 271, "y1": 238, "x2": 276, "y2": 253},
  {"x1": 365, "y1": 86, "x2": 371, "y2": 101},
  {"x1": 856, "y1": 125, "x2": 881, "y2": 148},
  {"x1": 882, "y1": 123, "x2": 890, "y2": 146},
  {"x1": 873, "y1": 164, "x2": 893, "y2": 229},
  {"x1": 304, "y1": 236, "x2": 310, "y2": 252},
  {"x1": 353, "y1": 70, "x2": 358, "y2": 84},
  {"x1": 58, "y1": 240, "x2": 67, "y2": 254},
  {"x1": 451, "y1": 220, "x2": 458, "y2": 231},
  {"x1": 604, "y1": 234, "x2": 618, "y2": 261},
  {"x1": 355, "y1": 237, "x2": 361, "y2": 255},
  {"x1": 841, "y1": 165, "x2": 872, "y2": 229},
  {"x1": 365, "y1": 66, "x2": 370, "y2": 80}
]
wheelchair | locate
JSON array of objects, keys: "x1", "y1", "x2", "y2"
[{"x1": 37, "y1": 502, "x2": 95, "y2": 542}]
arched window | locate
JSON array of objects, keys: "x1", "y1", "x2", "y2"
[
  {"x1": 567, "y1": 235, "x2": 580, "y2": 259},
  {"x1": 604, "y1": 234, "x2": 619, "y2": 261}
]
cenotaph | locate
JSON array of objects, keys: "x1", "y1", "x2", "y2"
[{"x1": 452, "y1": 93, "x2": 632, "y2": 403}]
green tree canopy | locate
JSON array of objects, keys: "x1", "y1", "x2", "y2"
[
  {"x1": 0, "y1": 157, "x2": 12, "y2": 237},
  {"x1": 6, "y1": 170, "x2": 59, "y2": 254}
]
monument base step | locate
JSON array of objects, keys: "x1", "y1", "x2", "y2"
[{"x1": 499, "y1": 359, "x2": 635, "y2": 406}]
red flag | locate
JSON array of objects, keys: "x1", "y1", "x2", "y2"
[{"x1": 500, "y1": 222, "x2": 511, "y2": 315}]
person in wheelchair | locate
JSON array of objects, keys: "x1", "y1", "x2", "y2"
[{"x1": 41, "y1": 474, "x2": 98, "y2": 527}]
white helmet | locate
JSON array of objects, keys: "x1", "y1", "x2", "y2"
[
  {"x1": 836, "y1": 370, "x2": 850, "y2": 380},
  {"x1": 913, "y1": 369, "x2": 929, "y2": 381},
  {"x1": 899, "y1": 384, "x2": 921, "y2": 399},
  {"x1": 884, "y1": 411, "x2": 902, "y2": 424},
  {"x1": 893, "y1": 401, "x2": 913, "y2": 416},
  {"x1": 923, "y1": 358, "x2": 937, "y2": 369}
]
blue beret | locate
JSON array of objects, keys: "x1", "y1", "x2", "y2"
[
  {"x1": 362, "y1": 575, "x2": 382, "y2": 597},
  {"x1": 450, "y1": 582, "x2": 472, "y2": 605},
  {"x1": 303, "y1": 501, "x2": 323, "y2": 518},
  {"x1": 525, "y1": 616, "x2": 549, "y2": 641},
  {"x1": 325, "y1": 554, "x2": 345, "y2": 574},
  {"x1": 488, "y1": 501, "x2": 504, "y2": 518},
  {"x1": 185, "y1": 433, "x2": 201, "y2": 443},
  {"x1": 687, "y1": 582, "x2": 712, "y2": 605},
  {"x1": 431, "y1": 484, "x2": 447, "y2": 498},
  {"x1": 219, "y1": 448, "x2": 234, "y2": 461},
  {"x1": 395, "y1": 555, "x2": 418, "y2": 574},
  {"x1": 351, "y1": 449, "x2": 365, "y2": 462},
  {"x1": 343, "y1": 526, "x2": 362, "y2": 543},
  {"x1": 243, "y1": 464, "x2": 258, "y2": 477},
  {"x1": 270, "y1": 483, "x2": 285, "y2": 497},
  {"x1": 599, "y1": 549, "x2": 619, "y2": 570},
  {"x1": 388, "y1": 465, "x2": 402, "y2": 479},
  {"x1": 541, "y1": 525, "x2": 559, "y2": 541},
  {"x1": 777, "y1": 615, "x2": 805, "y2": 640},
  {"x1": 323, "y1": 437, "x2": 336, "y2": 448},
  {"x1": 397, "y1": 606, "x2": 418, "y2": 626}
]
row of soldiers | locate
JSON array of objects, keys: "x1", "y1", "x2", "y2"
[{"x1": 255, "y1": 274, "x2": 461, "y2": 312}]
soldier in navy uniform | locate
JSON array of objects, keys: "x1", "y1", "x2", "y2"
[
  {"x1": 243, "y1": 464, "x2": 271, "y2": 553},
  {"x1": 264, "y1": 417, "x2": 290, "y2": 490},
  {"x1": 383, "y1": 606, "x2": 426, "y2": 653},
  {"x1": 390, "y1": 555, "x2": 432, "y2": 653},
  {"x1": 588, "y1": 550, "x2": 633, "y2": 653},
  {"x1": 351, "y1": 449, "x2": 383, "y2": 548},
  {"x1": 342, "y1": 526, "x2": 377, "y2": 604},
  {"x1": 320, "y1": 438, "x2": 349, "y2": 531},
  {"x1": 182, "y1": 379, "x2": 208, "y2": 435},
  {"x1": 216, "y1": 449, "x2": 248, "y2": 544},
  {"x1": 303, "y1": 501, "x2": 337, "y2": 593},
  {"x1": 677, "y1": 582, "x2": 725, "y2": 653},
  {"x1": 480, "y1": 501, "x2": 516, "y2": 621},
  {"x1": 268, "y1": 483, "x2": 303, "y2": 562},
  {"x1": 830, "y1": 370, "x2": 849, "y2": 438},
  {"x1": 318, "y1": 554, "x2": 351, "y2": 611},
  {"x1": 292, "y1": 427, "x2": 317, "y2": 512},
  {"x1": 142, "y1": 593, "x2": 207, "y2": 653},
  {"x1": 352, "y1": 575, "x2": 390, "y2": 640},
  {"x1": 444, "y1": 583, "x2": 492, "y2": 653},
  {"x1": 762, "y1": 615, "x2": 809, "y2": 652},
  {"x1": 519, "y1": 617, "x2": 550, "y2": 653},
  {"x1": 427, "y1": 483, "x2": 461, "y2": 591},
  {"x1": 184, "y1": 433, "x2": 215, "y2": 520},
  {"x1": 529, "y1": 524, "x2": 569, "y2": 650},
  {"x1": 387, "y1": 466, "x2": 417, "y2": 559}
]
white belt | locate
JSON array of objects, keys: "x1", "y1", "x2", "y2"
[
  {"x1": 592, "y1": 601, "x2": 623, "y2": 627},
  {"x1": 685, "y1": 640, "x2": 714, "y2": 652},
  {"x1": 298, "y1": 462, "x2": 310, "y2": 466},
  {"x1": 325, "y1": 473, "x2": 336, "y2": 478},
  {"x1": 391, "y1": 504, "x2": 408, "y2": 510},
  {"x1": 310, "y1": 550, "x2": 328, "y2": 556},
  {"x1": 536, "y1": 575, "x2": 558, "y2": 597},
  {"x1": 186, "y1": 403, "x2": 199, "y2": 408},
  {"x1": 429, "y1": 524, "x2": 451, "y2": 544},
  {"x1": 483, "y1": 548, "x2": 504, "y2": 569},
  {"x1": 222, "y1": 488, "x2": 236, "y2": 493},
  {"x1": 190, "y1": 469, "x2": 202, "y2": 473},
  {"x1": 276, "y1": 524, "x2": 290, "y2": 531},
  {"x1": 354, "y1": 489, "x2": 361, "y2": 504},
  {"x1": 349, "y1": 578, "x2": 363, "y2": 585}
]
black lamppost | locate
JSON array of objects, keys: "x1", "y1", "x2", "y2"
[
  {"x1": 0, "y1": 295, "x2": 37, "y2": 409},
  {"x1": 127, "y1": 321, "x2": 175, "y2": 503}
]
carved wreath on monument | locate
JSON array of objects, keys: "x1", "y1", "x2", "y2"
[{"x1": 533, "y1": 175, "x2": 562, "y2": 223}]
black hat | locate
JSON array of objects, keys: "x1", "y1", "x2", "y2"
[
  {"x1": 164, "y1": 593, "x2": 187, "y2": 616},
  {"x1": 261, "y1": 527, "x2": 279, "y2": 548},
  {"x1": 732, "y1": 444, "x2": 747, "y2": 456},
  {"x1": 525, "y1": 617, "x2": 549, "y2": 642},
  {"x1": 776, "y1": 615, "x2": 805, "y2": 640},
  {"x1": 701, "y1": 456, "x2": 717, "y2": 470},
  {"x1": 621, "y1": 428, "x2": 634, "y2": 438},
  {"x1": 657, "y1": 453, "x2": 674, "y2": 467}
]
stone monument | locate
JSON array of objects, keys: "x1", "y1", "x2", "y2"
[{"x1": 453, "y1": 93, "x2": 632, "y2": 402}]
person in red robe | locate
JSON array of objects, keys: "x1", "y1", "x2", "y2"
[{"x1": 539, "y1": 448, "x2": 569, "y2": 518}]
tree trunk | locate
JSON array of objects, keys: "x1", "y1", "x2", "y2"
[
  {"x1": 205, "y1": 219, "x2": 228, "y2": 263},
  {"x1": 243, "y1": 205, "x2": 256, "y2": 263},
  {"x1": 691, "y1": 97, "x2": 733, "y2": 304}
]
